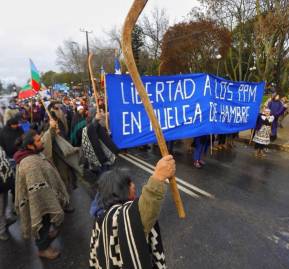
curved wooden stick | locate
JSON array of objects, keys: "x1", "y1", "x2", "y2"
[
  {"x1": 122, "y1": 0, "x2": 186, "y2": 218},
  {"x1": 88, "y1": 53, "x2": 100, "y2": 114}
]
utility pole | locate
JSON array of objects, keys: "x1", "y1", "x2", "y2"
[{"x1": 80, "y1": 28, "x2": 92, "y2": 94}]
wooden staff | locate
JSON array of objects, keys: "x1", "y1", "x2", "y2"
[
  {"x1": 249, "y1": 129, "x2": 254, "y2": 145},
  {"x1": 210, "y1": 134, "x2": 213, "y2": 155},
  {"x1": 103, "y1": 74, "x2": 109, "y2": 133},
  {"x1": 39, "y1": 97, "x2": 53, "y2": 120},
  {"x1": 122, "y1": 0, "x2": 185, "y2": 218},
  {"x1": 88, "y1": 53, "x2": 100, "y2": 114},
  {"x1": 30, "y1": 102, "x2": 33, "y2": 123}
]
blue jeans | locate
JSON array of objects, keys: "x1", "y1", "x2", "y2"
[{"x1": 193, "y1": 137, "x2": 208, "y2": 161}]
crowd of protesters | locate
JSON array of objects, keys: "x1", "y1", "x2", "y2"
[{"x1": 0, "y1": 89, "x2": 288, "y2": 265}]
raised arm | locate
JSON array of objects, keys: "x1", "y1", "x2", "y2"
[{"x1": 138, "y1": 155, "x2": 176, "y2": 234}]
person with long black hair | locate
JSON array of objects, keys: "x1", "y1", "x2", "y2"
[{"x1": 89, "y1": 155, "x2": 175, "y2": 268}]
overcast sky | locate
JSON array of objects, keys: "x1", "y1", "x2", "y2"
[{"x1": 0, "y1": 0, "x2": 199, "y2": 86}]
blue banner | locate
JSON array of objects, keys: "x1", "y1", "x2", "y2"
[{"x1": 106, "y1": 73, "x2": 264, "y2": 149}]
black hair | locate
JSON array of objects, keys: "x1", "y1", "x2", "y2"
[
  {"x1": 7, "y1": 114, "x2": 21, "y2": 126},
  {"x1": 97, "y1": 168, "x2": 132, "y2": 210},
  {"x1": 21, "y1": 130, "x2": 38, "y2": 149}
]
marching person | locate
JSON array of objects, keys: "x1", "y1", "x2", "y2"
[
  {"x1": 253, "y1": 108, "x2": 274, "y2": 158},
  {"x1": 268, "y1": 94, "x2": 284, "y2": 141},
  {"x1": 13, "y1": 120, "x2": 69, "y2": 259},
  {"x1": 0, "y1": 146, "x2": 16, "y2": 241},
  {"x1": 81, "y1": 108, "x2": 119, "y2": 181},
  {"x1": 0, "y1": 115, "x2": 24, "y2": 227},
  {"x1": 70, "y1": 105, "x2": 87, "y2": 147},
  {"x1": 89, "y1": 155, "x2": 175, "y2": 268},
  {"x1": 193, "y1": 135, "x2": 209, "y2": 168},
  {"x1": 0, "y1": 115, "x2": 24, "y2": 159}
]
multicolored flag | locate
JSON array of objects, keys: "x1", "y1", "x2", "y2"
[
  {"x1": 18, "y1": 82, "x2": 36, "y2": 100},
  {"x1": 114, "y1": 57, "x2": 121, "y2": 74},
  {"x1": 29, "y1": 59, "x2": 41, "y2": 91}
]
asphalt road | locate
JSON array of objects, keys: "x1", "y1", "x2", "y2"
[{"x1": 1, "y1": 142, "x2": 289, "y2": 269}]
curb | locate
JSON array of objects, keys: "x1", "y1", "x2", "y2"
[{"x1": 237, "y1": 137, "x2": 289, "y2": 153}]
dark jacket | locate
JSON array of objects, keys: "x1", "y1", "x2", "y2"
[{"x1": 0, "y1": 125, "x2": 24, "y2": 158}]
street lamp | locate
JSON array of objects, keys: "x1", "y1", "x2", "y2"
[
  {"x1": 216, "y1": 54, "x2": 222, "y2": 76},
  {"x1": 248, "y1": 66, "x2": 257, "y2": 80}
]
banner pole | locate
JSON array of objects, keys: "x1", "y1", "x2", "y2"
[
  {"x1": 88, "y1": 53, "x2": 100, "y2": 114},
  {"x1": 249, "y1": 129, "x2": 254, "y2": 145},
  {"x1": 30, "y1": 102, "x2": 33, "y2": 123},
  {"x1": 122, "y1": 0, "x2": 185, "y2": 218},
  {"x1": 104, "y1": 75, "x2": 109, "y2": 133},
  {"x1": 210, "y1": 134, "x2": 213, "y2": 155}
]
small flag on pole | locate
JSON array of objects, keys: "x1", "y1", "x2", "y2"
[
  {"x1": 29, "y1": 59, "x2": 41, "y2": 91},
  {"x1": 114, "y1": 57, "x2": 121, "y2": 74}
]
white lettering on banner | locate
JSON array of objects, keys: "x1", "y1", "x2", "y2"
[
  {"x1": 122, "y1": 112, "x2": 130, "y2": 135},
  {"x1": 183, "y1": 105, "x2": 193, "y2": 125},
  {"x1": 213, "y1": 81, "x2": 234, "y2": 101},
  {"x1": 167, "y1": 107, "x2": 175, "y2": 128},
  {"x1": 174, "y1": 80, "x2": 185, "y2": 101},
  {"x1": 214, "y1": 79, "x2": 219, "y2": 99},
  {"x1": 145, "y1": 82, "x2": 153, "y2": 104},
  {"x1": 220, "y1": 82, "x2": 226, "y2": 100},
  {"x1": 238, "y1": 85, "x2": 257, "y2": 102},
  {"x1": 227, "y1": 83, "x2": 233, "y2": 101},
  {"x1": 130, "y1": 83, "x2": 135, "y2": 104},
  {"x1": 166, "y1": 80, "x2": 175, "y2": 102},
  {"x1": 209, "y1": 102, "x2": 218, "y2": 122},
  {"x1": 193, "y1": 103, "x2": 202, "y2": 123},
  {"x1": 121, "y1": 83, "x2": 129, "y2": 104},
  {"x1": 203, "y1": 75, "x2": 211, "y2": 96},
  {"x1": 156, "y1": 82, "x2": 165, "y2": 102},
  {"x1": 219, "y1": 105, "x2": 250, "y2": 123},
  {"x1": 122, "y1": 111, "x2": 142, "y2": 135},
  {"x1": 184, "y1": 79, "x2": 196, "y2": 99},
  {"x1": 174, "y1": 107, "x2": 180, "y2": 126},
  {"x1": 249, "y1": 86, "x2": 257, "y2": 102},
  {"x1": 134, "y1": 86, "x2": 142, "y2": 104}
]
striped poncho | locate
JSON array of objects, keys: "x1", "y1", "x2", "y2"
[{"x1": 89, "y1": 199, "x2": 166, "y2": 269}]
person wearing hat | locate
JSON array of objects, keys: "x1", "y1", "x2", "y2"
[
  {"x1": 253, "y1": 107, "x2": 274, "y2": 158},
  {"x1": 3, "y1": 99, "x2": 19, "y2": 125},
  {"x1": 70, "y1": 105, "x2": 87, "y2": 146}
]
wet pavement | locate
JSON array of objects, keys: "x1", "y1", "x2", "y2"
[{"x1": 1, "y1": 142, "x2": 289, "y2": 268}]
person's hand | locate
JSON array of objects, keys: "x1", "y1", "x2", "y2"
[
  {"x1": 95, "y1": 113, "x2": 102, "y2": 120},
  {"x1": 49, "y1": 119, "x2": 57, "y2": 129},
  {"x1": 152, "y1": 155, "x2": 176, "y2": 182}
]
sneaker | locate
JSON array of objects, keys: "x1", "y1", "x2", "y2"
[
  {"x1": 38, "y1": 247, "x2": 60, "y2": 260},
  {"x1": 199, "y1": 160, "x2": 206, "y2": 166},
  {"x1": 193, "y1": 161, "x2": 202, "y2": 169},
  {"x1": 0, "y1": 231, "x2": 10, "y2": 241}
]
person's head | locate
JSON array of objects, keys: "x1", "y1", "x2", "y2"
[
  {"x1": 63, "y1": 97, "x2": 70, "y2": 106},
  {"x1": 21, "y1": 130, "x2": 44, "y2": 153},
  {"x1": 7, "y1": 115, "x2": 20, "y2": 129},
  {"x1": 87, "y1": 107, "x2": 96, "y2": 124},
  {"x1": 273, "y1": 94, "x2": 280, "y2": 101},
  {"x1": 97, "y1": 168, "x2": 136, "y2": 210},
  {"x1": 263, "y1": 108, "x2": 271, "y2": 116},
  {"x1": 77, "y1": 105, "x2": 85, "y2": 115}
]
